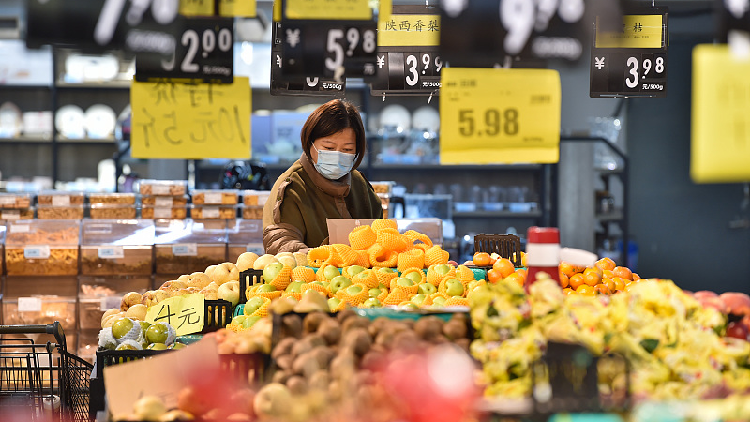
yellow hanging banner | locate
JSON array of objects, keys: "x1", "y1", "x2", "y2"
[
  {"x1": 285, "y1": 0, "x2": 371, "y2": 20},
  {"x1": 377, "y1": 14, "x2": 440, "y2": 47},
  {"x1": 131, "y1": 77, "x2": 251, "y2": 159},
  {"x1": 145, "y1": 294, "x2": 205, "y2": 336},
  {"x1": 220, "y1": 0, "x2": 256, "y2": 17},
  {"x1": 691, "y1": 44, "x2": 750, "y2": 183},
  {"x1": 440, "y1": 68, "x2": 561, "y2": 164},
  {"x1": 179, "y1": 0, "x2": 215, "y2": 16},
  {"x1": 596, "y1": 15, "x2": 664, "y2": 49}
]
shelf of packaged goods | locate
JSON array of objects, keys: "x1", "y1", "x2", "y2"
[
  {"x1": 54, "y1": 81, "x2": 132, "y2": 90},
  {"x1": 0, "y1": 136, "x2": 52, "y2": 143},
  {"x1": 453, "y1": 210, "x2": 543, "y2": 219},
  {"x1": 57, "y1": 138, "x2": 117, "y2": 144}
]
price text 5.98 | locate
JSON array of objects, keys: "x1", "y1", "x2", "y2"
[{"x1": 458, "y1": 108, "x2": 519, "y2": 137}]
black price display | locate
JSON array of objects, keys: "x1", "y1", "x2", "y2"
[
  {"x1": 456, "y1": 108, "x2": 519, "y2": 138},
  {"x1": 270, "y1": 22, "x2": 346, "y2": 96},
  {"x1": 589, "y1": 7, "x2": 668, "y2": 98},
  {"x1": 440, "y1": 0, "x2": 621, "y2": 67},
  {"x1": 371, "y1": 49, "x2": 442, "y2": 95},
  {"x1": 278, "y1": 20, "x2": 378, "y2": 80},
  {"x1": 718, "y1": 0, "x2": 750, "y2": 43},
  {"x1": 136, "y1": 17, "x2": 234, "y2": 83}
]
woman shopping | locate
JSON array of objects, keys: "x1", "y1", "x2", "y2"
[{"x1": 263, "y1": 99, "x2": 383, "y2": 254}]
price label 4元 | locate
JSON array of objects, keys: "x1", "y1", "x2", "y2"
[{"x1": 440, "y1": 68, "x2": 561, "y2": 164}]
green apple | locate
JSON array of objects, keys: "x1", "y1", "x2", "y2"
[
  {"x1": 147, "y1": 343, "x2": 169, "y2": 350},
  {"x1": 418, "y1": 283, "x2": 436, "y2": 295},
  {"x1": 396, "y1": 277, "x2": 414, "y2": 287},
  {"x1": 362, "y1": 298, "x2": 381, "y2": 308},
  {"x1": 377, "y1": 267, "x2": 396, "y2": 274},
  {"x1": 112, "y1": 318, "x2": 135, "y2": 340},
  {"x1": 399, "y1": 302, "x2": 419, "y2": 310},
  {"x1": 243, "y1": 296, "x2": 265, "y2": 316},
  {"x1": 345, "y1": 265, "x2": 366, "y2": 278},
  {"x1": 467, "y1": 280, "x2": 483, "y2": 292},
  {"x1": 257, "y1": 284, "x2": 277, "y2": 293},
  {"x1": 354, "y1": 270, "x2": 373, "y2": 282},
  {"x1": 286, "y1": 281, "x2": 304, "y2": 293},
  {"x1": 344, "y1": 284, "x2": 364, "y2": 296},
  {"x1": 411, "y1": 294, "x2": 428, "y2": 307},
  {"x1": 328, "y1": 297, "x2": 342, "y2": 310},
  {"x1": 233, "y1": 315, "x2": 248, "y2": 325},
  {"x1": 145, "y1": 323, "x2": 169, "y2": 344},
  {"x1": 329, "y1": 276, "x2": 352, "y2": 294},
  {"x1": 242, "y1": 315, "x2": 262, "y2": 329},
  {"x1": 169, "y1": 342, "x2": 187, "y2": 350},
  {"x1": 139, "y1": 321, "x2": 151, "y2": 332},
  {"x1": 322, "y1": 265, "x2": 341, "y2": 281},
  {"x1": 444, "y1": 278, "x2": 464, "y2": 297},
  {"x1": 263, "y1": 262, "x2": 285, "y2": 283},
  {"x1": 404, "y1": 271, "x2": 423, "y2": 284},
  {"x1": 432, "y1": 296, "x2": 447, "y2": 307},
  {"x1": 431, "y1": 264, "x2": 452, "y2": 276},
  {"x1": 368, "y1": 288, "x2": 382, "y2": 298},
  {"x1": 116, "y1": 342, "x2": 140, "y2": 351}
]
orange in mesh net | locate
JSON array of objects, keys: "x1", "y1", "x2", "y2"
[
  {"x1": 349, "y1": 225, "x2": 377, "y2": 250},
  {"x1": 256, "y1": 290, "x2": 282, "y2": 301},
  {"x1": 336, "y1": 283, "x2": 369, "y2": 306},
  {"x1": 352, "y1": 249, "x2": 370, "y2": 268},
  {"x1": 317, "y1": 264, "x2": 340, "y2": 282},
  {"x1": 371, "y1": 219, "x2": 398, "y2": 232},
  {"x1": 444, "y1": 296, "x2": 470, "y2": 308},
  {"x1": 412, "y1": 243, "x2": 430, "y2": 254},
  {"x1": 368, "y1": 244, "x2": 398, "y2": 268},
  {"x1": 376, "y1": 289, "x2": 388, "y2": 303},
  {"x1": 269, "y1": 265, "x2": 293, "y2": 291},
  {"x1": 383, "y1": 288, "x2": 409, "y2": 306},
  {"x1": 332, "y1": 244, "x2": 357, "y2": 267},
  {"x1": 376, "y1": 228, "x2": 410, "y2": 253},
  {"x1": 389, "y1": 278, "x2": 420, "y2": 295},
  {"x1": 427, "y1": 264, "x2": 456, "y2": 287},
  {"x1": 456, "y1": 265, "x2": 475, "y2": 283},
  {"x1": 404, "y1": 230, "x2": 433, "y2": 248},
  {"x1": 292, "y1": 266, "x2": 316, "y2": 283},
  {"x1": 331, "y1": 299, "x2": 348, "y2": 312},
  {"x1": 302, "y1": 282, "x2": 330, "y2": 297},
  {"x1": 308, "y1": 245, "x2": 334, "y2": 267},
  {"x1": 249, "y1": 297, "x2": 272, "y2": 318},
  {"x1": 425, "y1": 245, "x2": 450, "y2": 266},
  {"x1": 400, "y1": 267, "x2": 426, "y2": 284},
  {"x1": 351, "y1": 269, "x2": 379, "y2": 289},
  {"x1": 375, "y1": 268, "x2": 398, "y2": 286},
  {"x1": 397, "y1": 249, "x2": 425, "y2": 272}
]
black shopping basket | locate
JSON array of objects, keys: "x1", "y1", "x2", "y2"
[{"x1": 0, "y1": 322, "x2": 93, "y2": 422}]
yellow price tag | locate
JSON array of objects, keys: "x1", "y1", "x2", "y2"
[
  {"x1": 285, "y1": 0, "x2": 372, "y2": 20},
  {"x1": 180, "y1": 0, "x2": 215, "y2": 16},
  {"x1": 131, "y1": 77, "x2": 251, "y2": 159},
  {"x1": 377, "y1": 14, "x2": 440, "y2": 47},
  {"x1": 220, "y1": 0, "x2": 256, "y2": 17},
  {"x1": 596, "y1": 15, "x2": 664, "y2": 49},
  {"x1": 691, "y1": 44, "x2": 750, "y2": 183},
  {"x1": 440, "y1": 68, "x2": 561, "y2": 164},
  {"x1": 145, "y1": 294, "x2": 205, "y2": 336}
]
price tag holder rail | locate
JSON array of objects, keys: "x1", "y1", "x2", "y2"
[{"x1": 590, "y1": 6, "x2": 669, "y2": 98}]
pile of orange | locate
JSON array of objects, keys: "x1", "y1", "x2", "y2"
[
  {"x1": 473, "y1": 252, "x2": 528, "y2": 288},
  {"x1": 560, "y1": 257, "x2": 640, "y2": 295}
]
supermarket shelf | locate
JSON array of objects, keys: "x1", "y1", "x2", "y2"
[
  {"x1": 0, "y1": 136, "x2": 52, "y2": 143},
  {"x1": 595, "y1": 209, "x2": 624, "y2": 221},
  {"x1": 370, "y1": 164, "x2": 542, "y2": 171},
  {"x1": 0, "y1": 84, "x2": 53, "y2": 90},
  {"x1": 453, "y1": 210, "x2": 542, "y2": 219},
  {"x1": 57, "y1": 137, "x2": 117, "y2": 144},
  {"x1": 55, "y1": 81, "x2": 132, "y2": 89}
]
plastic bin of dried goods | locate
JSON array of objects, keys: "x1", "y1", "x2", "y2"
[
  {"x1": 80, "y1": 219, "x2": 155, "y2": 276},
  {"x1": 3, "y1": 276, "x2": 78, "y2": 333},
  {"x1": 37, "y1": 190, "x2": 85, "y2": 219},
  {"x1": 240, "y1": 189, "x2": 269, "y2": 219},
  {"x1": 139, "y1": 179, "x2": 188, "y2": 196},
  {"x1": 5, "y1": 220, "x2": 80, "y2": 276},
  {"x1": 189, "y1": 204, "x2": 238, "y2": 219},
  {"x1": 191, "y1": 189, "x2": 239, "y2": 205},
  {"x1": 0, "y1": 223, "x2": 5, "y2": 276},
  {"x1": 227, "y1": 219, "x2": 263, "y2": 263},
  {"x1": 78, "y1": 275, "x2": 152, "y2": 330},
  {"x1": 154, "y1": 219, "x2": 228, "y2": 275},
  {"x1": 88, "y1": 192, "x2": 137, "y2": 205},
  {"x1": 0, "y1": 192, "x2": 34, "y2": 220},
  {"x1": 141, "y1": 195, "x2": 189, "y2": 219}
]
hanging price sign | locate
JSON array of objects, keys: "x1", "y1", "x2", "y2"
[
  {"x1": 270, "y1": 22, "x2": 346, "y2": 96},
  {"x1": 440, "y1": 68, "x2": 561, "y2": 164},
  {"x1": 590, "y1": 7, "x2": 668, "y2": 98},
  {"x1": 277, "y1": 0, "x2": 377, "y2": 80},
  {"x1": 131, "y1": 77, "x2": 251, "y2": 159},
  {"x1": 370, "y1": 5, "x2": 442, "y2": 96},
  {"x1": 135, "y1": 16, "x2": 234, "y2": 83},
  {"x1": 691, "y1": 44, "x2": 750, "y2": 183},
  {"x1": 440, "y1": 0, "x2": 621, "y2": 67}
]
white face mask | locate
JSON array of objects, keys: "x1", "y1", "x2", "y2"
[{"x1": 312, "y1": 144, "x2": 356, "y2": 180}]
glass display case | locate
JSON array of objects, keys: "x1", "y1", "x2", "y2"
[
  {"x1": 80, "y1": 219, "x2": 155, "y2": 276},
  {"x1": 154, "y1": 219, "x2": 228, "y2": 275},
  {"x1": 228, "y1": 219, "x2": 263, "y2": 263},
  {"x1": 5, "y1": 220, "x2": 80, "y2": 276}
]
